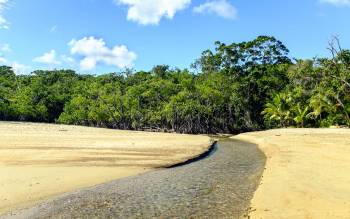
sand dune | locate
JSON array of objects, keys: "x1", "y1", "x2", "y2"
[{"x1": 0, "y1": 122, "x2": 212, "y2": 214}]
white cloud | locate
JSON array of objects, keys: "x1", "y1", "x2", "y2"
[
  {"x1": 0, "y1": 43, "x2": 9, "y2": 65},
  {"x1": 33, "y1": 50, "x2": 61, "y2": 65},
  {"x1": 61, "y1": 55, "x2": 75, "y2": 65},
  {"x1": 0, "y1": 56, "x2": 6, "y2": 64},
  {"x1": 0, "y1": 43, "x2": 10, "y2": 52},
  {"x1": 116, "y1": 0, "x2": 191, "y2": 25},
  {"x1": 320, "y1": 0, "x2": 350, "y2": 6},
  {"x1": 11, "y1": 62, "x2": 31, "y2": 75},
  {"x1": 193, "y1": 0, "x2": 237, "y2": 19},
  {"x1": 0, "y1": 0, "x2": 9, "y2": 29},
  {"x1": 68, "y1": 36, "x2": 137, "y2": 71},
  {"x1": 33, "y1": 50, "x2": 76, "y2": 67}
]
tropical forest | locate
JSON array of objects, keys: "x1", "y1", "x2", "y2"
[{"x1": 1, "y1": 36, "x2": 349, "y2": 134}]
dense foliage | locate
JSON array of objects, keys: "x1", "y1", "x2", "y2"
[{"x1": 1, "y1": 36, "x2": 349, "y2": 133}]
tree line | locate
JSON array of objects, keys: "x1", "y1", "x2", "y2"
[{"x1": 0, "y1": 36, "x2": 349, "y2": 134}]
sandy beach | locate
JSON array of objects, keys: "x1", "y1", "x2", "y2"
[
  {"x1": 1, "y1": 139, "x2": 266, "y2": 219},
  {"x1": 234, "y1": 128, "x2": 350, "y2": 219},
  {"x1": 0, "y1": 122, "x2": 212, "y2": 214}
]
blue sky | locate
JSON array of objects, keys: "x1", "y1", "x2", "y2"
[{"x1": 0, "y1": 0, "x2": 349, "y2": 74}]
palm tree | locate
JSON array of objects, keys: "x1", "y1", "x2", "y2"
[
  {"x1": 262, "y1": 93, "x2": 292, "y2": 127},
  {"x1": 293, "y1": 104, "x2": 309, "y2": 128},
  {"x1": 308, "y1": 92, "x2": 333, "y2": 122}
]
